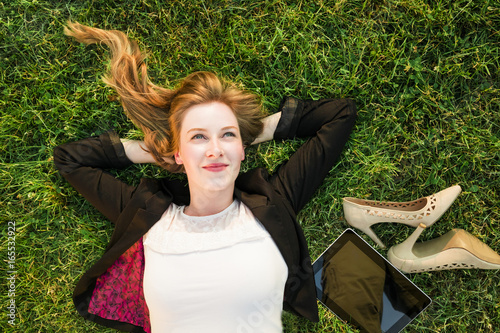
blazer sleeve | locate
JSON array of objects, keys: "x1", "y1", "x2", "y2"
[
  {"x1": 53, "y1": 130, "x2": 136, "y2": 224},
  {"x1": 270, "y1": 97, "x2": 357, "y2": 213}
]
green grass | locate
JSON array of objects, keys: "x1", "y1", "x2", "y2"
[{"x1": 1, "y1": 0, "x2": 499, "y2": 332}]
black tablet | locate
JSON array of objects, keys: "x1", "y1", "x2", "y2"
[{"x1": 313, "y1": 229, "x2": 431, "y2": 333}]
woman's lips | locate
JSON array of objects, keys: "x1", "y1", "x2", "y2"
[{"x1": 202, "y1": 163, "x2": 228, "y2": 172}]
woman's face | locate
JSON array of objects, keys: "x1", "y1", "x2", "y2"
[{"x1": 175, "y1": 101, "x2": 245, "y2": 195}]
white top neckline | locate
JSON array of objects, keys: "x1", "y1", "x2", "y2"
[{"x1": 143, "y1": 199, "x2": 270, "y2": 254}]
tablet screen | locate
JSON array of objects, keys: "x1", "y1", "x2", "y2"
[{"x1": 313, "y1": 229, "x2": 431, "y2": 333}]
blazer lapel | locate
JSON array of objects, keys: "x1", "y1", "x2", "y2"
[
  {"x1": 237, "y1": 190, "x2": 296, "y2": 270},
  {"x1": 115, "y1": 191, "x2": 171, "y2": 254}
]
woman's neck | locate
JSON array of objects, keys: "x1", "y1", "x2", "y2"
[{"x1": 184, "y1": 187, "x2": 235, "y2": 217}]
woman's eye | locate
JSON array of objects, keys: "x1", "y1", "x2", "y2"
[
  {"x1": 223, "y1": 132, "x2": 236, "y2": 138},
  {"x1": 192, "y1": 134, "x2": 206, "y2": 140}
]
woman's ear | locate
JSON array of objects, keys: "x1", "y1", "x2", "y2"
[
  {"x1": 241, "y1": 145, "x2": 245, "y2": 161},
  {"x1": 174, "y1": 152, "x2": 183, "y2": 165}
]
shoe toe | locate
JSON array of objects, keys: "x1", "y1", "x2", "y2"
[{"x1": 437, "y1": 185, "x2": 462, "y2": 206}]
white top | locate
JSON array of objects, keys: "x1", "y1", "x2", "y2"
[{"x1": 143, "y1": 200, "x2": 288, "y2": 333}]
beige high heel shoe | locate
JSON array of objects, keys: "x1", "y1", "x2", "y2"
[
  {"x1": 388, "y1": 223, "x2": 500, "y2": 273},
  {"x1": 343, "y1": 185, "x2": 462, "y2": 248}
]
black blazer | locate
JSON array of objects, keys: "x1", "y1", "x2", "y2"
[{"x1": 54, "y1": 97, "x2": 356, "y2": 332}]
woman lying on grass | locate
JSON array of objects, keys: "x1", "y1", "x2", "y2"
[{"x1": 54, "y1": 21, "x2": 356, "y2": 332}]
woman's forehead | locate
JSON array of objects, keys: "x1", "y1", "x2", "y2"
[{"x1": 181, "y1": 102, "x2": 239, "y2": 131}]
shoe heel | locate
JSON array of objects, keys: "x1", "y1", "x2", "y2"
[
  {"x1": 359, "y1": 225, "x2": 386, "y2": 248},
  {"x1": 388, "y1": 223, "x2": 427, "y2": 273},
  {"x1": 392, "y1": 223, "x2": 427, "y2": 256},
  {"x1": 343, "y1": 198, "x2": 386, "y2": 248}
]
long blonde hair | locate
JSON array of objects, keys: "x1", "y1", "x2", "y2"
[{"x1": 64, "y1": 21, "x2": 264, "y2": 171}]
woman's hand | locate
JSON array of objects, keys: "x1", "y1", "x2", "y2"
[
  {"x1": 251, "y1": 112, "x2": 282, "y2": 145},
  {"x1": 121, "y1": 139, "x2": 157, "y2": 164},
  {"x1": 121, "y1": 139, "x2": 180, "y2": 172}
]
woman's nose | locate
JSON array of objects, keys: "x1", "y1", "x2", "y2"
[{"x1": 206, "y1": 139, "x2": 223, "y2": 157}]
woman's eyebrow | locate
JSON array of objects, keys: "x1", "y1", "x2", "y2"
[
  {"x1": 187, "y1": 126, "x2": 238, "y2": 133},
  {"x1": 187, "y1": 128, "x2": 206, "y2": 133}
]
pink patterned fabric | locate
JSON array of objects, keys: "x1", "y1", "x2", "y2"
[{"x1": 88, "y1": 239, "x2": 151, "y2": 333}]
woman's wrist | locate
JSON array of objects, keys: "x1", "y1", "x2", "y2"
[
  {"x1": 120, "y1": 139, "x2": 157, "y2": 164},
  {"x1": 251, "y1": 112, "x2": 282, "y2": 145}
]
